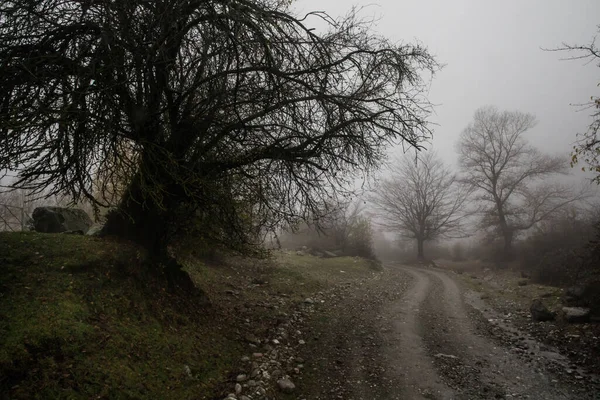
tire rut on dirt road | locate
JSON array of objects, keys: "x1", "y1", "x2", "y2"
[
  {"x1": 299, "y1": 264, "x2": 599, "y2": 399},
  {"x1": 380, "y1": 267, "x2": 455, "y2": 400},
  {"x1": 299, "y1": 269, "x2": 414, "y2": 400},
  {"x1": 411, "y1": 265, "x2": 590, "y2": 400}
]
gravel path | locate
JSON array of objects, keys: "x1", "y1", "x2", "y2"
[{"x1": 299, "y1": 263, "x2": 600, "y2": 399}]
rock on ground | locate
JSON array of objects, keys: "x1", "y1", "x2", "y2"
[
  {"x1": 277, "y1": 377, "x2": 295, "y2": 393},
  {"x1": 32, "y1": 207, "x2": 93, "y2": 234},
  {"x1": 562, "y1": 307, "x2": 591, "y2": 323},
  {"x1": 86, "y1": 223, "x2": 104, "y2": 236},
  {"x1": 530, "y1": 298, "x2": 556, "y2": 322}
]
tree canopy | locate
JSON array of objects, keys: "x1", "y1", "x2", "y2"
[
  {"x1": 370, "y1": 152, "x2": 470, "y2": 260},
  {"x1": 457, "y1": 106, "x2": 587, "y2": 257},
  {"x1": 0, "y1": 0, "x2": 437, "y2": 256}
]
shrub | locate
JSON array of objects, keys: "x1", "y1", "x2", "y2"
[{"x1": 519, "y1": 209, "x2": 597, "y2": 286}]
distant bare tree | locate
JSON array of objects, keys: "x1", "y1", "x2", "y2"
[
  {"x1": 458, "y1": 106, "x2": 589, "y2": 258},
  {"x1": 545, "y1": 26, "x2": 600, "y2": 183},
  {"x1": 0, "y1": 188, "x2": 44, "y2": 230},
  {"x1": 370, "y1": 152, "x2": 471, "y2": 260}
]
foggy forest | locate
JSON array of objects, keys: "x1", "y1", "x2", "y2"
[{"x1": 1, "y1": 1, "x2": 599, "y2": 399}]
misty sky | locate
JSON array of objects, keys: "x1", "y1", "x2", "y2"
[{"x1": 295, "y1": 0, "x2": 600, "y2": 170}]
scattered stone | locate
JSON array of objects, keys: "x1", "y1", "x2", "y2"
[
  {"x1": 562, "y1": 307, "x2": 591, "y2": 323},
  {"x1": 252, "y1": 353, "x2": 263, "y2": 358},
  {"x1": 530, "y1": 299, "x2": 556, "y2": 322},
  {"x1": 255, "y1": 386, "x2": 267, "y2": 396},
  {"x1": 271, "y1": 369, "x2": 282, "y2": 379},
  {"x1": 241, "y1": 356, "x2": 250, "y2": 362},
  {"x1": 434, "y1": 353, "x2": 458, "y2": 360},
  {"x1": 86, "y1": 223, "x2": 104, "y2": 236},
  {"x1": 298, "y1": 339, "x2": 306, "y2": 345},
  {"x1": 61, "y1": 229, "x2": 85, "y2": 235},
  {"x1": 236, "y1": 374, "x2": 248, "y2": 382},
  {"x1": 245, "y1": 334, "x2": 261, "y2": 345},
  {"x1": 304, "y1": 298, "x2": 314, "y2": 304},
  {"x1": 183, "y1": 365, "x2": 193, "y2": 378},
  {"x1": 277, "y1": 377, "x2": 296, "y2": 393},
  {"x1": 235, "y1": 383, "x2": 242, "y2": 394},
  {"x1": 251, "y1": 277, "x2": 267, "y2": 285}
]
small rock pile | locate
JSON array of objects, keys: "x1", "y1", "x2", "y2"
[{"x1": 221, "y1": 297, "x2": 322, "y2": 400}]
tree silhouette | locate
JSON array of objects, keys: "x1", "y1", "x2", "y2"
[
  {"x1": 0, "y1": 0, "x2": 437, "y2": 283},
  {"x1": 371, "y1": 152, "x2": 470, "y2": 260}
]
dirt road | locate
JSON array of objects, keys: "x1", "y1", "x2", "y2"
[{"x1": 300, "y1": 264, "x2": 599, "y2": 399}]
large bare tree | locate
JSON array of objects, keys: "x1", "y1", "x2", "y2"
[
  {"x1": 0, "y1": 0, "x2": 437, "y2": 282},
  {"x1": 370, "y1": 152, "x2": 470, "y2": 260},
  {"x1": 458, "y1": 106, "x2": 587, "y2": 257}
]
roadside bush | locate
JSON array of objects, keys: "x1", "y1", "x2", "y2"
[
  {"x1": 451, "y1": 242, "x2": 467, "y2": 262},
  {"x1": 519, "y1": 209, "x2": 597, "y2": 286},
  {"x1": 466, "y1": 237, "x2": 506, "y2": 267},
  {"x1": 344, "y1": 216, "x2": 377, "y2": 260},
  {"x1": 278, "y1": 201, "x2": 378, "y2": 260}
]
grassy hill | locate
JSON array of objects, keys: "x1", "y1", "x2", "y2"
[{"x1": 0, "y1": 232, "x2": 380, "y2": 399}]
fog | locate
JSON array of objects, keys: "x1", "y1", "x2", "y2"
[
  {"x1": 295, "y1": 0, "x2": 600, "y2": 166},
  {"x1": 3, "y1": 2, "x2": 600, "y2": 398}
]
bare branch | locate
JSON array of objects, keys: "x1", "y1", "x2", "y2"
[
  {"x1": 544, "y1": 26, "x2": 600, "y2": 183},
  {"x1": 458, "y1": 106, "x2": 589, "y2": 255},
  {"x1": 0, "y1": 0, "x2": 438, "y2": 251},
  {"x1": 370, "y1": 151, "x2": 471, "y2": 259}
]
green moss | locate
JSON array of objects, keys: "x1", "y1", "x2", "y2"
[{"x1": 0, "y1": 232, "x2": 240, "y2": 400}]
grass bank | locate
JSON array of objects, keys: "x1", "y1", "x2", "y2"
[{"x1": 0, "y1": 232, "x2": 379, "y2": 399}]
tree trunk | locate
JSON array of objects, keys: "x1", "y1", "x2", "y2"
[
  {"x1": 502, "y1": 229, "x2": 514, "y2": 261},
  {"x1": 102, "y1": 173, "x2": 169, "y2": 249},
  {"x1": 101, "y1": 173, "x2": 207, "y2": 300},
  {"x1": 496, "y1": 203, "x2": 514, "y2": 261},
  {"x1": 417, "y1": 238, "x2": 425, "y2": 260}
]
